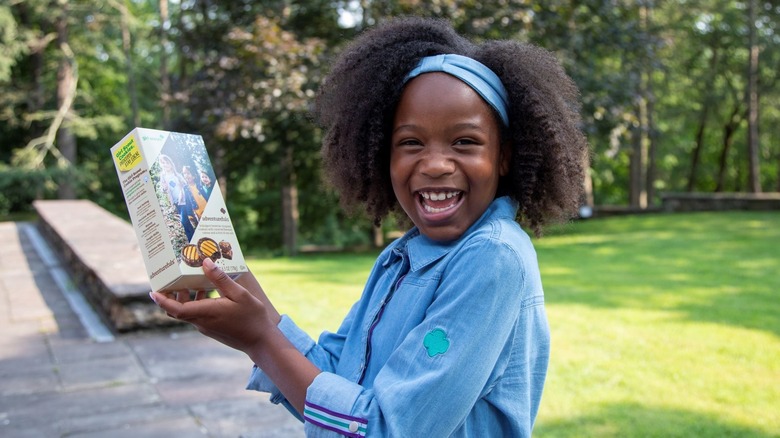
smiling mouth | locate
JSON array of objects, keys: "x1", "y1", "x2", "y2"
[{"x1": 418, "y1": 190, "x2": 463, "y2": 213}]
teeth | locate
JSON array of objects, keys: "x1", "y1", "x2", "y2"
[
  {"x1": 419, "y1": 191, "x2": 461, "y2": 213},
  {"x1": 420, "y1": 191, "x2": 459, "y2": 201},
  {"x1": 424, "y1": 204, "x2": 454, "y2": 213}
]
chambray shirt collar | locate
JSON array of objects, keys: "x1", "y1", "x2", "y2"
[{"x1": 381, "y1": 196, "x2": 519, "y2": 272}]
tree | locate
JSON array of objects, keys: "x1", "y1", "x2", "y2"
[
  {"x1": 117, "y1": 0, "x2": 139, "y2": 127},
  {"x1": 746, "y1": 0, "x2": 761, "y2": 192},
  {"x1": 167, "y1": 2, "x2": 340, "y2": 254},
  {"x1": 628, "y1": 0, "x2": 660, "y2": 208},
  {"x1": 158, "y1": 0, "x2": 170, "y2": 128},
  {"x1": 2, "y1": 0, "x2": 779, "y2": 246},
  {"x1": 54, "y1": 0, "x2": 77, "y2": 199}
]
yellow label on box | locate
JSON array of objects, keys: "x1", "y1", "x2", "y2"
[{"x1": 114, "y1": 135, "x2": 143, "y2": 171}]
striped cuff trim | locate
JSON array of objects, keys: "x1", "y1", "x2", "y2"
[{"x1": 304, "y1": 401, "x2": 368, "y2": 437}]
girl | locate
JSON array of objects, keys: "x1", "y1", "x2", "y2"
[
  {"x1": 199, "y1": 168, "x2": 215, "y2": 199},
  {"x1": 182, "y1": 165, "x2": 208, "y2": 219},
  {"x1": 150, "y1": 17, "x2": 588, "y2": 437},
  {"x1": 157, "y1": 154, "x2": 196, "y2": 241}
]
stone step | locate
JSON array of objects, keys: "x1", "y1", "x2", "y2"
[{"x1": 33, "y1": 199, "x2": 184, "y2": 332}]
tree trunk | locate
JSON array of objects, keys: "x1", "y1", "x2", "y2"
[
  {"x1": 629, "y1": 96, "x2": 648, "y2": 208},
  {"x1": 645, "y1": 93, "x2": 657, "y2": 205},
  {"x1": 583, "y1": 166, "x2": 594, "y2": 209},
  {"x1": 629, "y1": 121, "x2": 642, "y2": 207},
  {"x1": 776, "y1": 153, "x2": 780, "y2": 192},
  {"x1": 746, "y1": 0, "x2": 761, "y2": 192},
  {"x1": 372, "y1": 225, "x2": 384, "y2": 248},
  {"x1": 686, "y1": 38, "x2": 721, "y2": 192},
  {"x1": 630, "y1": 0, "x2": 654, "y2": 209},
  {"x1": 56, "y1": 0, "x2": 76, "y2": 200},
  {"x1": 715, "y1": 105, "x2": 743, "y2": 192},
  {"x1": 687, "y1": 104, "x2": 708, "y2": 192},
  {"x1": 643, "y1": 1, "x2": 657, "y2": 206},
  {"x1": 159, "y1": 0, "x2": 171, "y2": 128}
]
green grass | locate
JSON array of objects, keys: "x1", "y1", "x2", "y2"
[
  {"x1": 247, "y1": 211, "x2": 780, "y2": 437},
  {"x1": 248, "y1": 251, "x2": 379, "y2": 335}
]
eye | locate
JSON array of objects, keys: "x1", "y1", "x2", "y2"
[
  {"x1": 452, "y1": 138, "x2": 482, "y2": 152},
  {"x1": 454, "y1": 138, "x2": 478, "y2": 145},
  {"x1": 394, "y1": 138, "x2": 423, "y2": 148}
]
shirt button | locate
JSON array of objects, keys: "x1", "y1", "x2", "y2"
[{"x1": 348, "y1": 421, "x2": 359, "y2": 433}]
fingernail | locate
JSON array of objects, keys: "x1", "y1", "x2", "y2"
[
  {"x1": 203, "y1": 257, "x2": 215, "y2": 270},
  {"x1": 149, "y1": 292, "x2": 158, "y2": 304}
]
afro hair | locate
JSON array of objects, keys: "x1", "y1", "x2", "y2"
[{"x1": 313, "y1": 16, "x2": 589, "y2": 236}]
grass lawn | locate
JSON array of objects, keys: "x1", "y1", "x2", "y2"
[{"x1": 247, "y1": 211, "x2": 780, "y2": 437}]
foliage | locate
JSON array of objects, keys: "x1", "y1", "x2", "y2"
[
  {"x1": 0, "y1": 4, "x2": 27, "y2": 82},
  {"x1": 0, "y1": 164, "x2": 67, "y2": 215},
  {"x1": 358, "y1": 0, "x2": 780, "y2": 204},
  {"x1": 248, "y1": 211, "x2": 780, "y2": 436},
  {"x1": 1, "y1": 0, "x2": 779, "y2": 251}
]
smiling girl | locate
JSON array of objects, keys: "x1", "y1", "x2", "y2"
[{"x1": 150, "y1": 17, "x2": 588, "y2": 437}]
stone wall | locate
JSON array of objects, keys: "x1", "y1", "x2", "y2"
[
  {"x1": 660, "y1": 192, "x2": 780, "y2": 212},
  {"x1": 33, "y1": 199, "x2": 184, "y2": 332}
]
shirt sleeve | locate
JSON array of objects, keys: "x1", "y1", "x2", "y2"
[{"x1": 302, "y1": 236, "x2": 543, "y2": 437}]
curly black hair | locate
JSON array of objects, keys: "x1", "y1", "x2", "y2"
[{"x1": 313, "y1": 17, "x2": 589, "y2": 236}]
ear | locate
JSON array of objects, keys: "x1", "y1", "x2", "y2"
[{"x1": 498, "y1": 141, "x2": 512, "y2": 177}]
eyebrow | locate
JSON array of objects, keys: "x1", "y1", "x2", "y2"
[{"x1": 392, "y1": 122, "x2": 487, "y2": 134}]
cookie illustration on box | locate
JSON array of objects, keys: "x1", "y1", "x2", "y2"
[
  {"x1": 219, "y1": 240, "x2": 233, "y2": 260},
  {"x1": 198, "y1": 237, "x2": 221, "y2": 261},
  {"x1": 181, "y1": 244, "x2": 204, "y2": 267}
]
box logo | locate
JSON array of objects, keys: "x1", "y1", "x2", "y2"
[{"x1": 114, "y1": 135, "x2": 143, "y2": 171}]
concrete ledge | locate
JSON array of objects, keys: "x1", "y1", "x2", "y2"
[
  {"x1": 661, "y1": 192, "x2": 780, "y2": 212},
  {"x1": 33, "y1": 200, "x2": 183, "y2": 332}
]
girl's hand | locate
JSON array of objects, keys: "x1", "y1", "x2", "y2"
[
  {"x1": 149, "y1": 259, "x2": 320, "y2": 415},
  {"x1": 150, "y1": 258, "x2": 277, "y2": 355}
]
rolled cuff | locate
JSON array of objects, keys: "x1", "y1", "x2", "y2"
[{"x1": 304, "y1": 372, "x2": 368, "y2": 437}]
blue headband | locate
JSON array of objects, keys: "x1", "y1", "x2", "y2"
[{"x1": 404, "y1": 54, "x2": 510, "y2": 126}]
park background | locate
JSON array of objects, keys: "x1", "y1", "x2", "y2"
[
  {"x1": 1, "y1": 1, "x2": 778, "y2": 437},
  {"x1": 2, "y1": 0, "x2": 780, "y2": 254}
]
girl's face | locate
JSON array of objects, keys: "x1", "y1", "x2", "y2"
[
  {"x1": 390, "y1": 72, "x2": 509, "y2": 242},
  {"x1": 200, "y1": 172, "x2": 211, "y2": 186},
  {"x1": 182, "y1": 167, "x2": 194, "y2": 182}
]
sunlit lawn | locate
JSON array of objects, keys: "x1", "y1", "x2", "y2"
[{"x1": 247, "y1": 211, "x2": 780, "y2": 437}]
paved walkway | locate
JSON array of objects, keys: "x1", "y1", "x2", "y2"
[{"x1": 0, "y1": 222, "x2": 303, "y2": 437}]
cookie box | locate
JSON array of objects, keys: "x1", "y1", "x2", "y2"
[{"x1": 111, "y1": 127, "x2": 247, "y2": 292}]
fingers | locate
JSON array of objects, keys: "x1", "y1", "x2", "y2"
[
  {"x1": 148, "y1": 259, "x2": 249, "y2": 324},
  {"x1": 149, "y1": 291, "x2": 186, "y2": 319},
  {"x1": 202, "y1": 258, "x2": 245, "y2": 301}
]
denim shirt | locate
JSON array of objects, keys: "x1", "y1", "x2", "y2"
[{"x1": 247, "y1": 196, "x2": 550, "y2": 437}]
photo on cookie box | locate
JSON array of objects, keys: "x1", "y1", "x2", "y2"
[{"x1": 148, "y1": 132, "x2": 216, "y2": 260}]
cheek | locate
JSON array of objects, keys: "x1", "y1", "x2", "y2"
[
  {"x1": 475, "y1": 156, "x2": 503, "y2": 180},
  {"x1": 389, "y1": 153, "x2": 407, "y2": 185},
  {"x1": 388, "y1": 158, "x2": 401, "y2": 195}
]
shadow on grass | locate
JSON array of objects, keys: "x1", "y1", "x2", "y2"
[
  {"x1": 538, "y1": 211, "x2": 780, "y2": 338},
  {"x1": 536, "y1": 402, "x2": 778, "y2": 438}
]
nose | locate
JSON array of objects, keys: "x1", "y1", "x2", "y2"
[{"x1": 420, "y1": 147, "x2": 455, "y2": 178}]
